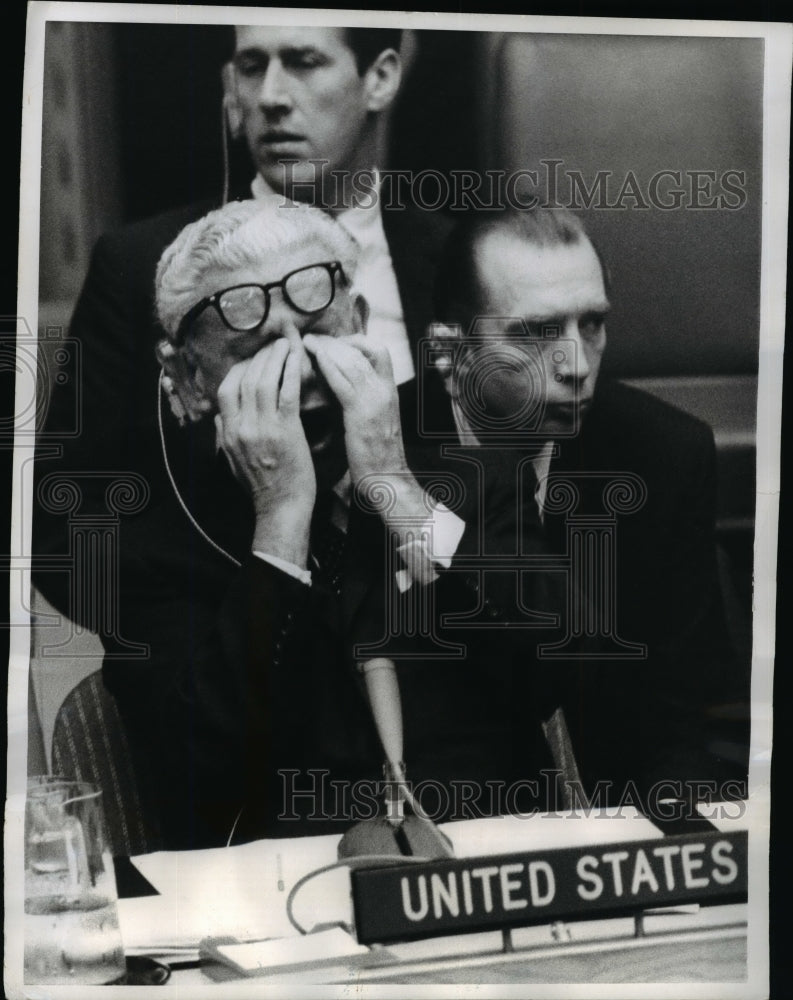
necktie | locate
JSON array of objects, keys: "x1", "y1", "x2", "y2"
[
  {"x1": 484, "y1": 454, "x2": 583, "y2": 790},
  {"x1": 310, "y1": 497, "x2": 348, "y2": 597}
]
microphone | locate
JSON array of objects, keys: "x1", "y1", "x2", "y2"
[
  {"x1": 360, "y1": 658, "x2": 404, "y2": 825},
  {"x1": 337, "y1": 657, "x2": 453, "y2": 861}
]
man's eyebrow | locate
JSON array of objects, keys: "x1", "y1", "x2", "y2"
[
  {"x1": 582, "y1": 303, "x2": 611, "y2": 317},
  {"x1": 524, "y1": 304, "x2": 611, "y2": 324},
  {"x1": 277, "y1": 45, "x2": 326, "y2": 61},
  {"x1": 235, "y1": 45, "x2": 326, "y2": 63},
  {"x1": 234, "y1": 46, "x2": 266, "y2": 61}
]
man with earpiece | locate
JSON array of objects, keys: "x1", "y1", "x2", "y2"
[{"x1": 82, "y1": 197, "x2": 462, "y2": 849}]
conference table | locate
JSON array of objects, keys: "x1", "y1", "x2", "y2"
[{"x1": 114, "y1": 806, "x2": 750, "y2": 988}]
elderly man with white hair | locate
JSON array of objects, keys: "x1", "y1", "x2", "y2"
[{"x1": 96, "y1": 198, "x2": 463, "y2": 848}]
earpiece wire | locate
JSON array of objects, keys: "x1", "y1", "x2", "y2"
[{"x1": 158, "y1": 370, "x2": 242, "y2": 569}]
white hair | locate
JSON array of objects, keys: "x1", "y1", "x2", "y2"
[{"x1": 155, "y1": 197, "x2": 360, "y2": 339}]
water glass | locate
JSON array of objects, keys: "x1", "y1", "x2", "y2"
[{"x1": 24, "y1": 777, "x2": 126, "y2": 985}]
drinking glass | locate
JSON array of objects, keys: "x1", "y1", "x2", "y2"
[{"x1": 24, "y1": 776, "x2": 126, "y2": 984}]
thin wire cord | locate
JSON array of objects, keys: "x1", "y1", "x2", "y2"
[
  {"x1": 56, "y1": 791, "x2": 100, "y2": 808},
  {"x1": 286, "y1": 854, "x2": 431, "y2": 936},
  {"x1": 221, "y1": 102, "x2": 230, "y2": 205},
  {"x1": 226, "y1": 807, "x2": 245, "y2": 848},
  {"x1": 157, "y1": 371, "x2": 241, "y2": 569}
]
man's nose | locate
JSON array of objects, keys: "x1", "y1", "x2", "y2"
[
  {"x1": 258, "y1": 59, "x2": 292, "y2": 111},
  {"x1": 268, "y1": 315, "x2": 315, "y2": 383},
  {"x1": 555, "y1": 320, "x2": 592, "y2": 382}
]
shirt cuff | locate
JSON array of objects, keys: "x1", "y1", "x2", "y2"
[
  {"x1": 253, "y1": 551, "x2": 312, "y2": 587},
  {"x1": 394, "y1": 503, "x2": 465, "y2": 592},
  {"x1": 428, "y1": 503, "x2": 466, "y2": 567}
]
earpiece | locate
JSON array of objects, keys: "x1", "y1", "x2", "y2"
[
  {"x1": 156, "y1": 339, "x2": 211, "y2": 424},
  {"x1": 161, "y1": 373, "x2": 189, "y2": 426},
  {"x1": 221, "y1": 62, "x2": 243, "y2": 140},
  {"x1": 427, "y1": 323, "x2": 462, "y2": 396},
  {"x1": 220, "y1": 62, "x2": 242, "y2": 204}
]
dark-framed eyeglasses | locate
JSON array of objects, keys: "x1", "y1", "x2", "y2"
[{"x1": 174, "y1": 261, "x2": 347, "y2": 344}]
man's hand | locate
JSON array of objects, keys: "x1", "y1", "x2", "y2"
[
  {"x1": 303, "y1": 334, "x2": 408, "y2": 483},
  {"x1": 304, "y1": 333, "x2": 453, "y2": 554},
  {"x1": 217, "y1": 340, "x2": 315, "y2": 567}
]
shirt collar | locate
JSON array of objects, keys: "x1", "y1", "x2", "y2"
[
  {"x1": 251, "y1": 170, "x2": 385, "y2": 248},
  {"x1": 250, "y1": 173, "x2": 275, "y2": 202},
  {"x1": 334, "y1": 170, "x2": 384, "y2": 248}
]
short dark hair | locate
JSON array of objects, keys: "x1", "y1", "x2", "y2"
[
  {"x1": 434, "y1": 208, "x2": 609, "y2": 324},
  {"x1": 344, "y1": 28, "x2": 402, "y2": 74}
]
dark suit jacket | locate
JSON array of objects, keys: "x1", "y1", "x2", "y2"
[
  {"x1": 115, "y1": 422, "x2": 392, "y2": 848},
  {"x1": 400, "y1": 380, "x2": 747, "y2": 809},
  {"x1": 545, "y1": 381, "x2": 745, "y2": 797}
]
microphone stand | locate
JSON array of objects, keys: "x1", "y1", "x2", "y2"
[{"x1": 337, "y1": 658, "x2": 453, "y2": 861}]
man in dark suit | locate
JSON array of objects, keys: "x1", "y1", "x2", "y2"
[
  {"x1": 55, "y1": 198, "x2": 458, "y2": 849},
  {"x1": 391, "y1": 206, "x2": 748, "y2": 819}
]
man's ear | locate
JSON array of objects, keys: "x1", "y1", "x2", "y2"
[
  {"x1": 426, "y1": 322, "x2": 463, "y2": 397},
  {"x1": 155, "y1": 339, "x2": 213, "y2": 425},
  {"x1": 362, "y1": 49, "x2": 402, "y2": 113},
  {"x1": 351, "y1": 293, "x2": 370, "y2": 336},
  {"x1": 221, "y1": 61, "x2": 243, "y2": 139}
]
